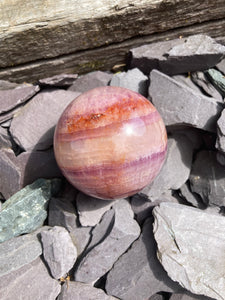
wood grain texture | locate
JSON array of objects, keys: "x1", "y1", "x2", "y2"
[
  {"x1": 1, "y1": 0, "x2": 225, "y2": 82},
  {"x1": 1, "y1": 18, "x2": 225, "y2": 83}
]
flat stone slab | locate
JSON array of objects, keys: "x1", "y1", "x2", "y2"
[
  {"x1": 0, "y1": 178, "x2": 59, "y2": 243},
  {"x1": 105, "y1": 218, "x2": 183, "y2": 299},
  {"x1": 38, "y1": 73, "x2": 78, "y2": 87},
  {"x1": 140, "y1": 133, "x2": 193, "y2": 200},
  {"x1": 41, "y1": 226, "x2": 77, "y2": 279},
  {"x1": 58, "y1": 281, "x2": 119, "y2": 300},
  {"x1": 216, "y1": 109, "x2": 225, "y2": 153},
  {"x1": 129, "y1": 35, "x2": 225, "y2": 75},
  {"x1": 76, "y1": 192, "x2": 117, "y2": 227},
  {"x1": 0, "y1": 148, "x2": 62, "y2": 199},
  {"x1": 0, "y1": 257, "x2": 61, "y2": 300},
  {"x1": 0, "y1": 226, "x2": 49, "y2": 277},
  {"x1": 0, "y1": 84, "x2": 40, "y2": 114},
  {"x1": 74, "y1": 200, "x2": 140, "y2": 284},
  {"x1": 68, "y1": 71, "x2": 112, "y2": 93},
  {"x1": 149, "y1": 69, "x2": 223, "y2": 132},
  {"x1": 110, "y1": 68, "x2": 148, "y2": 96},
  {"x1": 153, "y1": 202, "x2": 225, "y2": 299},
  {"x1": 10, "y1": 89, "x2": 80, "y2": 150},
  {"x1": 189, "y1": 150, "x2": 225, "y2": 207}
]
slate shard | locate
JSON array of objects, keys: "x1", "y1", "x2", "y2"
[
  {"x1": 41, "y1": 226, "x2": 77, "y2": 279},
  {"x1": 129, "y1": 35, "x2": 225, "y2": 75},
  {"x1": 153, "y1": 202, "x2": 225, "y2": 299},
  {"x1": 38, "y1": 73, "x2": 78, "y2": 87},
  {"x1": 149, "y1": 69, "x2": 223, "y2": 132},
  {"x1": 10, "y1": 89, "x2": 80, "y2": 151},
  {"x1": 0, "y1": 257, "x2": 61, "y2": 300},
  {"x1": 105, "y1": 218, "x2": 183, "y2": 300},
  {"x1": 189, "y1": 150, "x2": 225, "y2": 207},
  {"x1": 206, "y1": 68, "x2": 225, "y2": 96},
  {"x1": 74, "y1": 200, "x2": 140, "y2": 284},
  {"x1": 58, "y1": 281, "x2": 119, "y2": 300},
  {"x1": 0, "y1": 226, "x2": 49, "y2": 277},
  {"x1": 110, "y1": 68, "x2": 148, "y2": 96},
  {"x1": 68, "y1": 71, "x2": 113, "y2": 92},
  {"x1": 0, "y1": 178, "x2": 56, "y2": 243},
  {"x1": 216, "y1": 109, "x2": 225, "y2": 153}
]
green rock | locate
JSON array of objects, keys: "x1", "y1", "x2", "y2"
[
  {"x1": 0, "y1": 178, "x2": 61, "y2": 243},
  {"x1": 207, "y1": 68, "x2": 225, "y2": 96}
]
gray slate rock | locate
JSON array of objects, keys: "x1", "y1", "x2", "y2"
[
  {"x1": 41, "y1": 226, "x2": 77, "y2": 279},
  {"x1": 0, "y1": 126, "x2": 12, "y2": 149},
  {"x1": 148, "y1": 294, "x2": 164, "y2": 300},
  {"x1": 58, "y1": 281, "x2": 119, "y2": 300},
  {"x1": 38, "y1": 73, "x2": 78, "y2": 87},
  {"x1": 0, "y1": 104, "x2": 24, "y2": 124},
  {"x1": 0, "y1": 80, "x2": 20, "y2": 90},
  {"x1": 0, "y1": 148, "x2": 62, "y2": 199},
  {"x1": 110, "y1": 68, "x2": 148, "y2": 96},
  {"x1": 76, "y1": 192, "x2": 116, "y2": 227},
  {"x1": 149, "y1": 69, "x2": 223, "y2": 132},
  {"x1": 216, "y1": 109, "x2": 225, "y2": 153},
  {"x1": 191, "y1": 72, "x2": 223, "y2": 101},
  {"x1": 0, "y1": 257, "x2": 61, "y2": 300},
  {"x1": 216, "y1": 58, "x2": 225, "y2": 74},
  {"x1": 0, "y1": 178, "x2": 58, "y2": 243},
  {"x1": 0, "y1": 85, "x2": 40, "y2": 114},
  {"x1": 206, "y1": 68, "x2": 225, "y2": 96},
  {"x1": 68, "y1": 71, "x2": 112, "y2": 92},
  {"x1": 179, "y1": 182, "x2": 203, "y2": 208},
  {"x1": 140, "y1": 133, "x2": 193, "y2": 200},
  {"x1": 105, "y1": 218, "x2": 183, "y2": 300},
  {"x1": 217, "y1": 151, "x2": 225, "y2": 166},
  {"x1": 153, "y1": 202, "x2": 225, "y2": 300},
  {"x1": 0, "y1": 226, "x2": 49, "y2": 277},
  {"x1": 172, "y1": 75, "x2": 202, "y2": 94},
  {"x1": 70, "y1": 226, "x2": 92, "y2": 256},
  {"x1": 74, "y1": 199, "x2": 140, "y2": 283},
  {"x1": 129, "y1": 35, "x2": 225, "y2": 75},
  {"x1": 170, "y1": 293, "x2": 214, "y2": 300},
  {"x1": 10, "y1": 89, "x2": 80, "y2": 150},
  {"x1": 189, "y1": 150, "x2": 225, "y2": 207}
]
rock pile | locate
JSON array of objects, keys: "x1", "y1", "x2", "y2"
[{"x1": 1, "y1": 34, "x2": 225, "y2": 299}]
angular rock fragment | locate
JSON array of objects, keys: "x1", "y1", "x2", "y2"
[
  {"x1": 170, "y1": 293, "x2": 213, "y2": 300},
  {"x1": 0, "y1": 84, "x2": 39, "y2": 114},
  {"x1": 41, "y1": 226, "x2": 77, "y2": 279},
  {"x1": 216, "y1": 109, "x2": 225, "y2": 153},
  {"x1": 189, "y1": 150, "x2": 225, "y2": 207},
  {"x1": 110, "y1": 68, "x2": 148, "y2": 96},
  {"x1": 74, "y1": 200, "x2": 140, "y2": 283},
  {"x1": 172, "y1": 75, "x2": 202, "y2": 94},
  {"x1": 105, "y1": 218, "x2": 182, "y2": 300},
  {"x1": 0, "y1": 178, "x2": 59, "y2": 243},
  {"x1": 0, "y1": 257, "x2": 61, "y2": 300},
  {"x1": 0, "y1": 226, "x2": 49, "y2": 277},
  {"x1": 191, "y1": 72, "x2": 223, "y2": 101},
  {"x1": 0, "y1": 148, "x2": 62, "y2": 199},
  {"x1": 0, "y1": 80, "x2": 20, "y2": 90},
  {"x1": 148, "y1": 294, "x2": 164, "y2": 300},
  {"x1": 216, "y1": 58, "x2": 225, "y2": 74},
  {"x1": 76, "y1": 192, "x2": 116, "y2": 227},
  {"x1": 68, "y1": 71, "x2": 112, "y2": 92},
  {"x1": 217, "y1": 151, "x2": 225, "y2": 166},
  {"x1": 206, "y1": 68, "x2": 225, "y2": 96},
  {"x1": 0, "y1": 104, "x2": 24, "y2": 124},
  {"x1": 179, "y1": 182, "x2": 203, "y2": 208},
  {"x1": 140, "y1": 133, "x2": 193, "y2": 200},
  {"x1": 58, "y1": 281, "x2": 118, "y2": 300},
  {"x1": 129, "y1": 35, "x2": 225, "y2": 75},
  {"x1": 70, "y1": 226, "x2": 92, "y2": 256},
  {"x1": 0, "y1": 126, "x2": 12, "y2": 149},
  {"x1": 10, "y1": 89, "x2": 80, "y2": 150},
  {"x1": 153, "y1": 202, "x2": 225, "y2": 300},
  {"x1": 38, "y1": 73, "x2": 78, "y2": 87},
  {"x1": 149, "y1": 70, "x2": 223, "y2": 132}
]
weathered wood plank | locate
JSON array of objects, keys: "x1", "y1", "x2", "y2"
[
  {"x1": 1, "y1": 0, "x2": 225, "y2": 69},
  {"x1": 1, "y1": 18, "x2": 225, "y2": 83}
]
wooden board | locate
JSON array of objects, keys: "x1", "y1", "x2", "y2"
[{"x1": 0, "y1": 0, "x2": 225, "y2": 82}]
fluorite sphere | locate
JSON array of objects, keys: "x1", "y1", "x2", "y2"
[{"x1": 54, "y1": 86, "x2": 167, "y2": 200}]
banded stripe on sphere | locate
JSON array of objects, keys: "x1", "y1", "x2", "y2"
[{"x1": 54, "y1": 86, "x2": 167, "y2": 200}]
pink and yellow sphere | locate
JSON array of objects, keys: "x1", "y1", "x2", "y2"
[{"x1": 54, "y1": 86, "x2": 167, "y2": 200}]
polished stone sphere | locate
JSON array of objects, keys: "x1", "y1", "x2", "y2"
[{"x1": 54, "y1": 86, "x2": 167, "y2": 200}]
